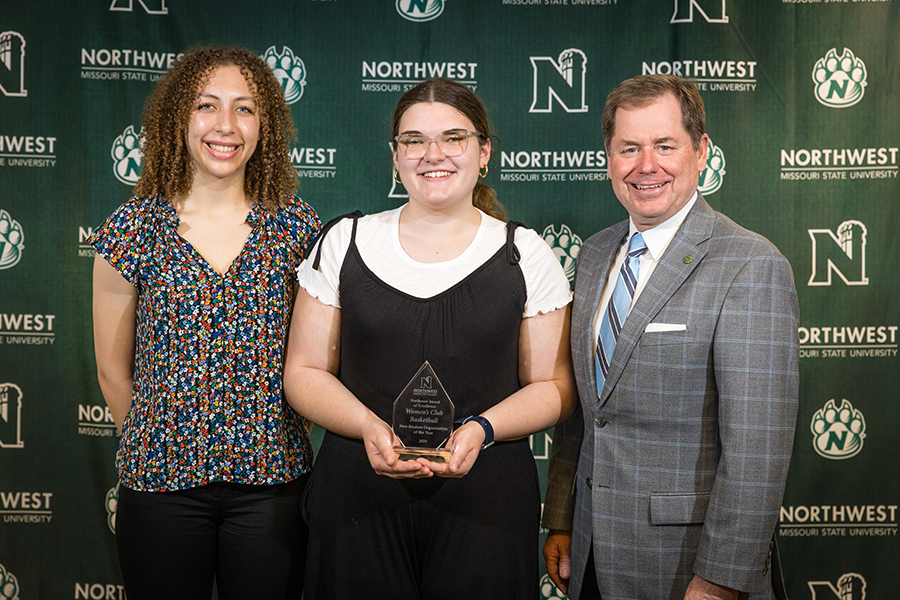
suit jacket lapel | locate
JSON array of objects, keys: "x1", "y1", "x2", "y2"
[
  {"x1": 598, "y1": 195, "x2": 716, "y2": 407},
  {"x1": 577, "y1": 222, "x2": 628, "y2": 405}
]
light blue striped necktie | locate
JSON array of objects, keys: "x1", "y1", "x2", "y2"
[{"x1": 595, "y1": 232, "x2": 647, "y2": 398}]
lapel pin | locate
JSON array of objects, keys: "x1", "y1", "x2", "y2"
[{"x1": 683, "y1": 255, "x2": 694, "y2": 264}]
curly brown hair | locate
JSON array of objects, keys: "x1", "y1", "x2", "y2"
[
  {"x1": 133, "y1": 45, "x2": 298, "y2": 211},
  {"x1": 391, "y1": 78, "x2": 506, "y2": 221}
]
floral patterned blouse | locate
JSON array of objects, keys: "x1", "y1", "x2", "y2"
[{"x1": 89, "y1": 195, "x2": 320, "y2": 492}]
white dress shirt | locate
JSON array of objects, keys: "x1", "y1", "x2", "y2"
[{"x1": 592, "y1": 192, "x2": 698, "y2": 348}]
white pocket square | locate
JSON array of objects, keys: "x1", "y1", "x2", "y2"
[{"x1": 645, "y1": 323, "x2": 687, "y2": 332}]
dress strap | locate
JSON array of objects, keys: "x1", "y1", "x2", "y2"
[
  {"x1": 505, "y1": 221, "x2": 524, "y2": 265},
  {"x1": 310, "y1": 210, "x2": 363, "y2": 270}
]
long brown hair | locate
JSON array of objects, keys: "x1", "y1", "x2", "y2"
[
  {"x1": 391, "y1": 78, "x2": 506, "y2": 220},
  {"x1": 133, "y1": 45, "x2": 298, "y2": 211}
]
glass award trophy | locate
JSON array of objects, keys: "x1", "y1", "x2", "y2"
[{"x1": 392, "y1": 361, "x2": 455, "y2": 463}]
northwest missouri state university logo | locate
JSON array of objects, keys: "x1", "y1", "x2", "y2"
[
  {"x1": 0, "y1": 209, "x2": 24, "y2": 270},
  {"x1": 0, "y1": 133, "x2": 58, "y2": 168},
  {"x1": 780, "y1": 145, "x2": 897, "y2": 182},
  {"x1": 530, "y1": 49, "x2": 588, "y2": 113},
  {"x1": 396, "y1": 0, "x2": 444, "y2": 22},
  {"x1": 0, "y1": 31, "x2": 27, "y2": 97},
  {"x1": 808, "y1": 220, "x2": 867, "y2": 286},
  {"x1": 642, "y1": 58, "x2": 756, "y2": 92},
  {"x1": 111, "y1": 125, "x2": 142, "y2": 185},
  {"x1": 811, "y1": 398, "x2": 866, "y2": 460},
  {"x1": 0, "y1": 313, "x2": 55, "y2": 346},
  {"x1": 292, "y1": 146, "x2": 336, "y2": 180},
  {"x1": 670, "y1": 0, "x2": 728, "y2": 24},
  {"x1": 262, "y1": 46, "x2": 306, "y2": 105},
  {"x1": 798, "y1": 324, "x2": 898, "y2": 360},
  {"x1": 75, "y1": 583, "x2": 126, "y2": 600},
  {"x1": 78, "y1": 404, "x2": 118, "y2": 438},
  {"x1": 81, "y1": 47, "x2": 179, "y2": 82},
  {"x1": 362, "y1": 60, "x2": 478, "y2": 94},
  {"x1": 0, "y1": 563, "x2": 20, "y2": 600},
  {"x1": 106, "y1": 483, "x2": 119, "y2": 533},
  {"x1": 0, "y1": 490, "x2": 53, "y2": 524},
  {"x1": 780, "y1": 502, "x2": 897, "y2": 539},
  {"x1": 0, "y1": 383, "x2": 24, "y2": 449},
  {"x1": 109, "y1": 0, "x2": 169, "y2": 13},
  {"x1": 809, "y1": 573, "x2": 867, "y2": 600},
  {"x1": 500, "y1": 147, "x2": 607, "y2": 183},
  {"x1": 813, "y1": 48, "x2": 867, "y2": 108},
  {"x1": 78, "y1": 226, "x2": 96, "y2": 258},
  {"x1": 698, "y1": 137, "x2": 725, "y2": 195},
  {"x1": 541, "y1": 224, "x2": 582, "y2": 283}
]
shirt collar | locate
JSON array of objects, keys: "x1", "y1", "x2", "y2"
[{"x1": 628, "y1": 191, "x2": 698, "y2": 262}]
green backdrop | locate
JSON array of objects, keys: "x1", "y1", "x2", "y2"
[{"x1": 1, "y1": 1, "x2": 897, "y2": 598}]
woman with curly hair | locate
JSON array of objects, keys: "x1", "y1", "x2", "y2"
[{"x1": 89, "y1": 46, "x2": 319, "y2": 599}]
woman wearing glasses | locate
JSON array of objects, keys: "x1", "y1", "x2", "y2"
[{"x1": 284, "y1": 78, "x2": 575, "y2": 599}]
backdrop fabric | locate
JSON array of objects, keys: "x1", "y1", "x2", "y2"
[{"x1": 1, "y1": 1, "x2": 897, "y2": 598}]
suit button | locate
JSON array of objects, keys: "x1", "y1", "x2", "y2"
[
  {"x1": 594, "y1": 416, "x2": 607, "y2": 428},
  {"x1": 586, "y1": 478, "x2": 593, "y2": 489}
]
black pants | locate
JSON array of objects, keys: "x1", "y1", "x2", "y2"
[
  {"x1": 580, "y1": 547, "x2": 603, "y2": 600},
  {"x1": 116, "y1": 477, "x2": 308, "y2": 600}
]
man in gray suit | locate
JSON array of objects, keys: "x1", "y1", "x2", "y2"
[{"x1": 542, "y1": 74, "x2": 799, "y2": 600}]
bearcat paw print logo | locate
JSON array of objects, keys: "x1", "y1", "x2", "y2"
[
  {"x1": 111, "y1": 125, "x2": 143, "y2": 185},
  {"x1": 698, "y1": 137, "x2": 726, "y2": 196},
  {"x1": 540, "y1": 574, "x2": 567, "y2": 600},
  {"x1": 0, "y1": 563, "x2": 20, "y2": 600},
  {"x1": 0, "y1": 210, "x2": 25, "y2": 270},
  {"x1": 812, "y1": 48, "x2": 867, "y2": 108},
  {"x1": 811, "y1": 398, "x2": 866, "y2": 459},
  {"x1": 262, "y1": 46, "x2": 306, "y2": 105},
  {"x1": 106, "y1": 483, "x2": 119, "y2": 534},
  {"x1": 541, "y1": 224, "x2": 581, "y2": 284}
]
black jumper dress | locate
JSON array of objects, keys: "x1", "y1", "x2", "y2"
[{"x1": 303, "y1": 214, "x2": 541, "y2": 600}]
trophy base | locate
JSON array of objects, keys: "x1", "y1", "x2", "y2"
[{"x1": 393, "y1": 446, "x2": 452, "y2": 463}]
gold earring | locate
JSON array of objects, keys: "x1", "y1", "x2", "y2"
[
  {"x1": 479, "y1": 164, "x2": 489, "y2": 178},
  {"x1": 393, "y1": 170, "x2": 402, "y2": 184}
]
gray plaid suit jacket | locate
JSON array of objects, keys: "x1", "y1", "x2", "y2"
[{"x1": 543, "y1": 196, "x2": 799, "y2": 600}]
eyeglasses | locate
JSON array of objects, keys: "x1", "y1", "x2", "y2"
[{"x1": 393, "y1": 130, "x2": 482, "y2": 159}]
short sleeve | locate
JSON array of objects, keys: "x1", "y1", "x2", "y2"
[
  {"x1": 515, "y1": 227, "x2": 573, "y2": 318},
  {"x1": 297, "y1": 216, "x2": 354, "y2": 308},
  {"x1": 88, "y1": 196, "x2": 155, "y2": 287},
  {"x1": 273, "y1": 196, "x2": 321, "y2": 262}
]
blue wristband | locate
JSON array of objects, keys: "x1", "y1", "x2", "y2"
[{"x1": 458, "y1": 415, "x2": 494, "y2": 449}]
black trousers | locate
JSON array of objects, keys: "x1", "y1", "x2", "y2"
[
  {"x1": 580, "y1": 547, "x2": 603, "y2": 600},
  {"x1": 116, "y1": 477, "x2": 308, "y2": 600}
]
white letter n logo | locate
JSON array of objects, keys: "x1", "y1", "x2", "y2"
[
  {"x1": 529, "y1": 49, "x2": 588, "y2": 114},
  {"x1": 671, "y1": 0, "x2": 729, "y2": 24},
  {"x1": 808, "y1": 220, "x2": 868, "y2": 286}
]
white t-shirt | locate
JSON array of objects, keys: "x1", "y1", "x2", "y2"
[{"x1": 299, "y1": 206, "x2": 572, "y2": 318}]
